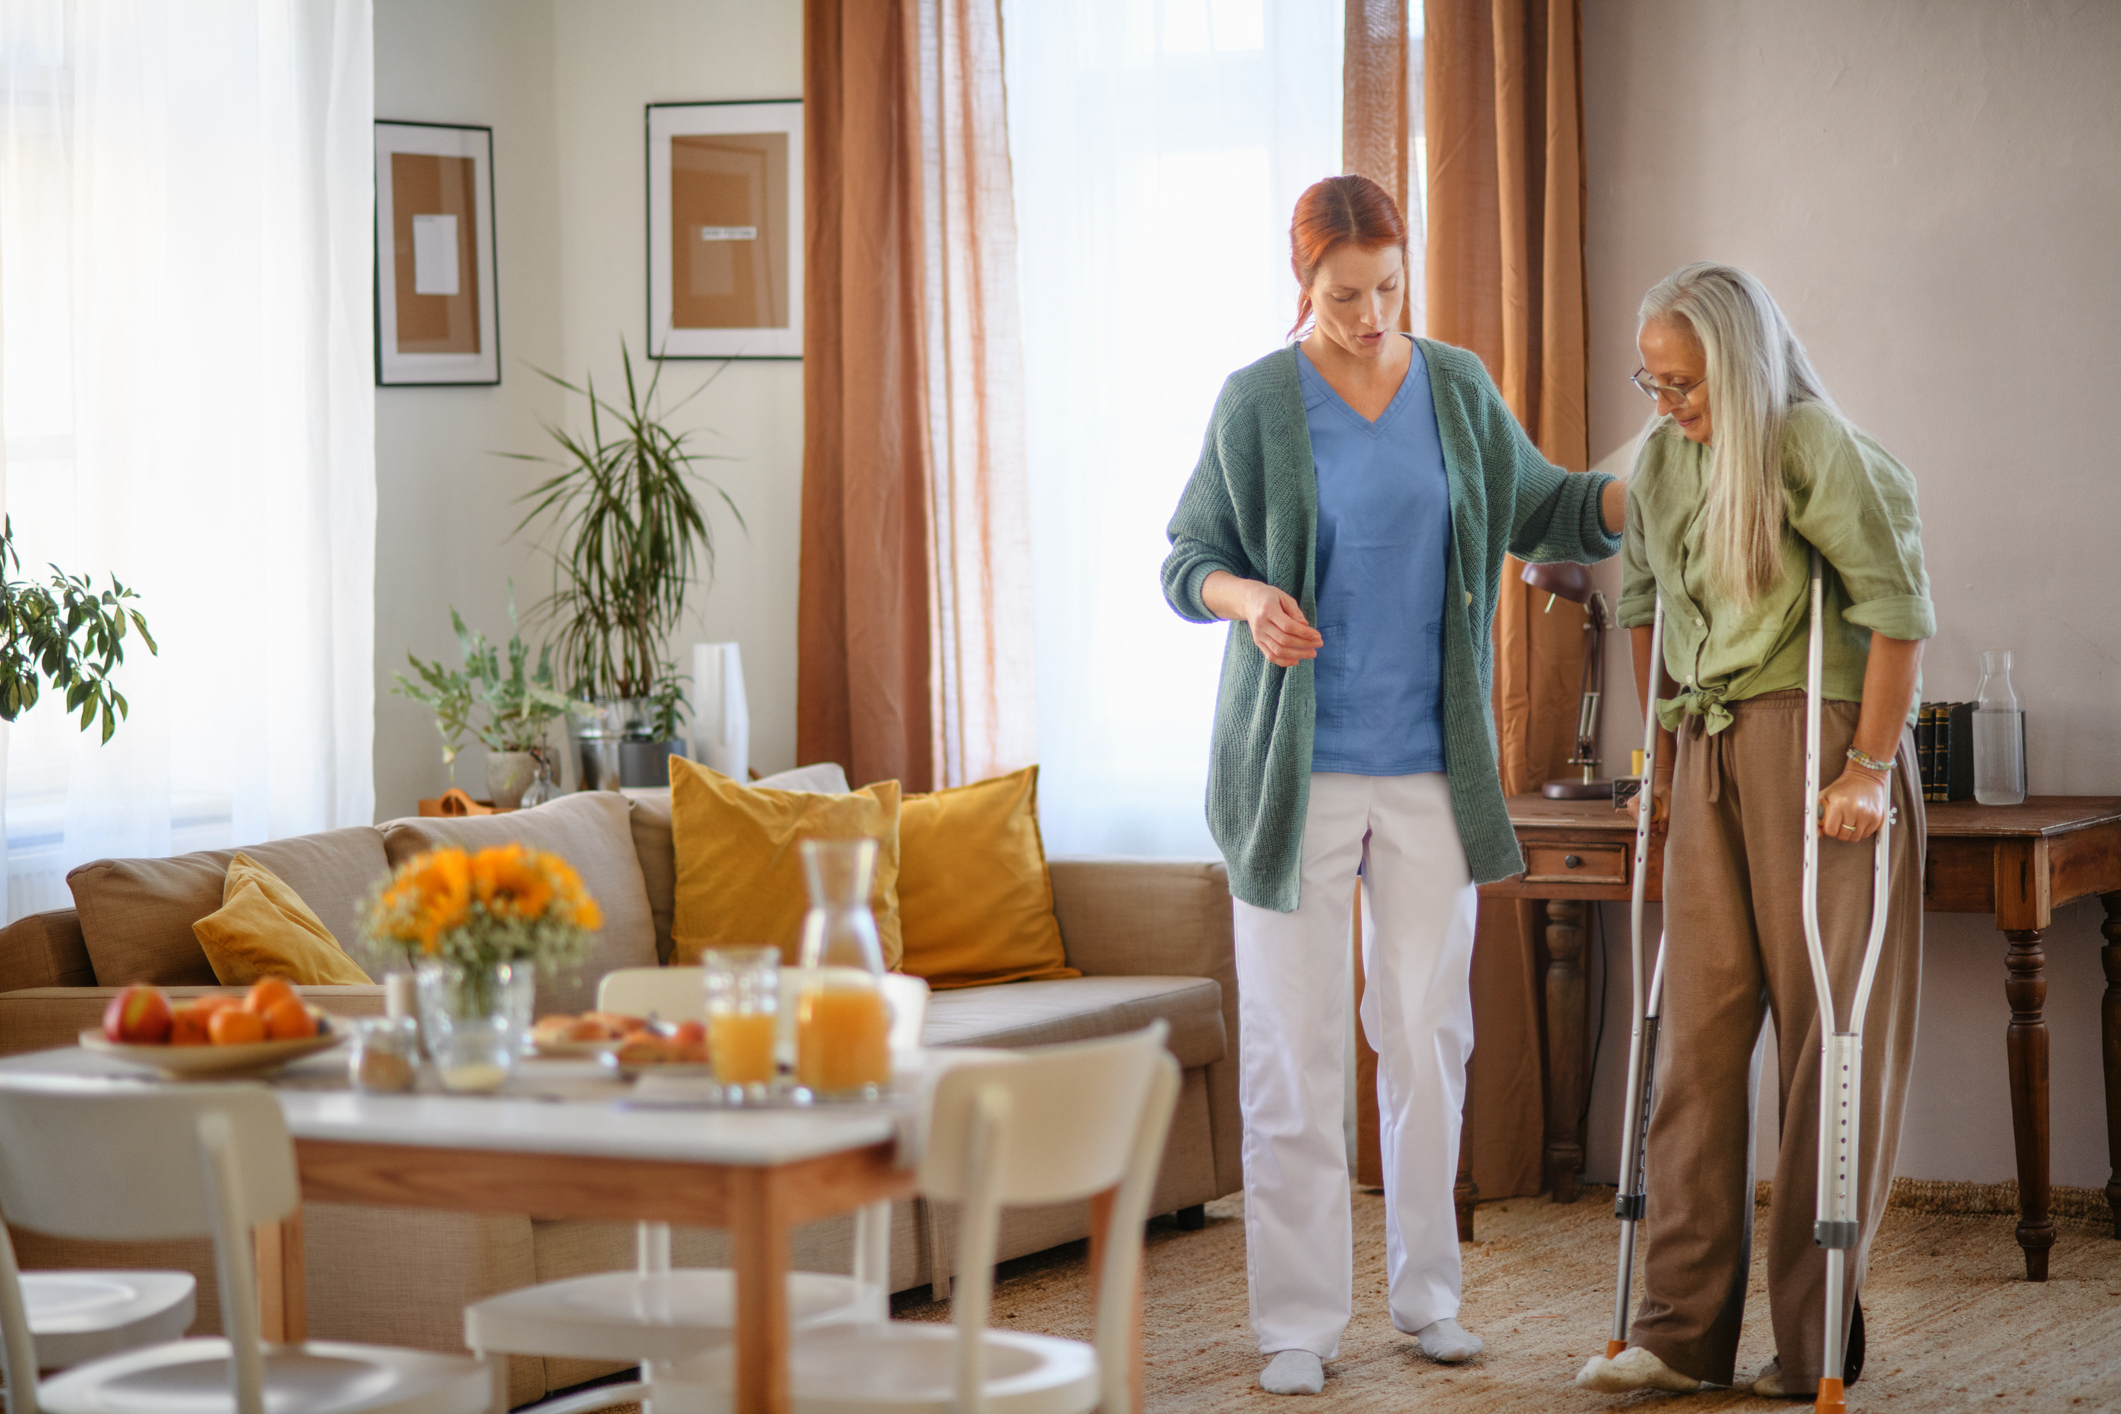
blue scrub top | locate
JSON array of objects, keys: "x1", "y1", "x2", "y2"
[{"x1": 1297, "y1": 337, "x2": 1451, "y2": 776}]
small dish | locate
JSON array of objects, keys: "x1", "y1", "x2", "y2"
[
  {"x1": 526, "y1": 1036, "x2": 626, "y2": 1060},
  {"x1": 79, "y1": 1020, "x2": 344, "y2": 1079},
  {"x1": 596, "y1": 1051, "x2": 714, "y2": 1082}
]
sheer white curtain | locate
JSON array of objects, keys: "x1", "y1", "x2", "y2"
[
  {"x1": 0, "y1": 0, "x2": 374, "y2": 920},
  {"x1": 1002, "y1": 0, "x2": 1341, "y2": 855}
]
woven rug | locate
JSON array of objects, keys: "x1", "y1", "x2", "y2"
[{"x1": 883, "y1": 1184, "x2": 2121, "y2": 1412}]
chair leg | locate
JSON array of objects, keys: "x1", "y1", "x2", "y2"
[
  {"x1": 484, "y1": 1353, "x2": 510, "y2": 1414},
  {"x1": 854, "y1": 1199, "x2": 892, "y2": 1321}
]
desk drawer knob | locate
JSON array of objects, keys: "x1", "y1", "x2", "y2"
[{"x1": 1564, "y1": 855, "x2": 1583, "y2": 869}]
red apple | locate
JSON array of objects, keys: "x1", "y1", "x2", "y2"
[{"x1": 102, "y1": 985, "x2": 173, "y2": 1044}]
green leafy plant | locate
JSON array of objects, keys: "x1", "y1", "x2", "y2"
[
  {"x1": 504, "y1": 341, "x2": 741, "y2": 711},
  {"x1": 393, "y1": 600, "x2": 594, "y2": 781},
  {"x1": 645, "y1": 665, "x2": 689, "y2": 743},
  {"x1": 0, "y1": 517, "x2": 157, "y2": 743}
]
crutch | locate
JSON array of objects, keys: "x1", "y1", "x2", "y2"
[
  {"x1": 1606, "y1": 597, "x2": 1666, "y2": 1358},
  {"x1": 1801, "y1": 546, "x2": 1894, "y2": 1414}
]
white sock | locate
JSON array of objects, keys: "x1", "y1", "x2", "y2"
[
  {"x1": 1573, "y1": 1346, "x2": 1702, "y2": 1393},
  {"x1": 1752, "y1": 1357, "x2": 1795, "y2": 1397},
  {"x1": 1260, "y1": 1350, "x2": 1325, "y2": 1396},
  {"x1": 1415, "y1": 1318, "x2": 1483, "y2": 1363}
]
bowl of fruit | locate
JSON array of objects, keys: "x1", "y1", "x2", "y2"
[{"x1": 80, "y1": 979, "x2": 344, "y2": 1078}]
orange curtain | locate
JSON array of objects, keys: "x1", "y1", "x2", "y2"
[
  {"x1": 799, "y1": 0, "x2": 1035, "y2": 792},
  {"x1": 1425, "y1": 0, "x2": 1592, "y2": 1201}
]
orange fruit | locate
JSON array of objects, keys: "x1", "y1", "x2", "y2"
[
  {"x1": 244, "y1": 978, "x2": 298, "y2": 1016},
  {"x1": 192, "y1": 994, "x2": 241, "y2": 1016},
  {"x1": 169, "y1": 1005, "x2": 213, "y2": 1046},
  {"x1": 209, "y1": 1008, "x2": 267, "y2": 1046},
  {"x1": 262, "y1": 997, "x2": 316, "y2": 1040}
]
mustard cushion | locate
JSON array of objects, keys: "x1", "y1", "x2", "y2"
[
  {"x1": 192, "y1": 852, "x2": 373, "y2": 986},
  {"x1": 669, "y1": 757, "x2": 903, "y2": 968},
  {"x1": 896, "y1": 765, "x2": 1078, "y2": 990}
]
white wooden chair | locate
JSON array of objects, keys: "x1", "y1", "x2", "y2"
[
  {"x1": 457, "y1": 968, "x2": 931, "y2": 1414},
  {"x1": 20, "y1": 1268, "x2": 194, "y2": 1371},
  {"x1": 0, "y1": 1080, "x2": 499, "y2": 1414},
  {"x1": 671, "y1": 1022, "x2": 1182, "y2": 1414}
]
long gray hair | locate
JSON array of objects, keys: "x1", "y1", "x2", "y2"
[{"x1": 1639, "y1": 262, "x2": 1836, "y2": 608}]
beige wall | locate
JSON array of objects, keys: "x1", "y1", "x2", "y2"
[
  {"x1": 1579, "y1": 1, "x2": 2121, "y2": 1187},
  {"x1": 372, "y1": 0, "x2": 804, "y2": 818}
]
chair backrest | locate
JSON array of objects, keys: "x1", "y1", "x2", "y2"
[
  {"x1": 597, "y1": 965, "x2": 699, "y2": 1019},
  {"x1": 918, "y1": 1022, "x2": 1166, "y2": 1207},
  {"x1": 0, "y1": 1081, "x2": 294, "y2": 1414},
  {"x1": 926, "y1": 1023, "x2": 1179, "y2": 1414},
  {"x1": 597, "y1": 967, "x2": 929, "y2": 1057},
  {"x1": 0, "y1": 1081, "x2": 295, "y2": 1241}
]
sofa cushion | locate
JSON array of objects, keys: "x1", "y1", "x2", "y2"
[
  {"x1": 623, "y1": 765, "x2": 853, "y2": 965},
  {"x1": 920, "y1": 974, "x2": 1225, "y2": 1071},
  {"x1": 897, "y1": 767, "x2": 1078, "y2": 991},
  {"x1": 68, "y1": 828, "x2": 392, "y2": 987},
  {"x1": 380, "y1": 792, "x2": 657, "y2": 1015},
  {"x1": 194, "y1": 854, "x2": 374, "y2": 987}
]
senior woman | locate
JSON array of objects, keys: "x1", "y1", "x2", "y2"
[
  {"x1": 1161, "y1": 173, "x2": 1623, "y2": 1398},
  {"x1": 1575, "y1": 263, "x2": 1929, "y2": 1400}
]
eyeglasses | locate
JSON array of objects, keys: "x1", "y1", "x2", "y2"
[{"x1": 1630, "y1": 368, "x2": 1702, "y2": 406}]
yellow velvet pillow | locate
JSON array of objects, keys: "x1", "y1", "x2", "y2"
[
  {"x1": 669, "y1": 757, "x2": 904, "y2": 968},
  {"x1": 896, "y1": 765, "x2": 1078, "y2": 990},
  {"x1": 192, "y1": 852, "x2": 373, "y2": 987}
]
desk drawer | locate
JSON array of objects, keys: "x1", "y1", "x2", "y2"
[{"x1": 1523, "y1": 842, "x2": 1629, "y2": 886}]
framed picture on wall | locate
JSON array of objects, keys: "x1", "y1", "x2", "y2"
[
  {"x1": 374, "y1": 121, "x2": 500, "y2": 385},
  {"x1": 646, "y1": 100, "x2": 803, "y2": 360}
]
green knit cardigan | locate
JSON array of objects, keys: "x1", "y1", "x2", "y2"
[{"x1": 1161, "y1": 340, "x2": 1622, "y2": 911}]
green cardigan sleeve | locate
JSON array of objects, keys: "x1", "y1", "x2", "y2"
[
  {"x1": 1458, "y1": 353, "x2": 1621, "y2": 564},
  {"x1": 1163, "y1": 373, "x2": 1266, "y2": 624}
]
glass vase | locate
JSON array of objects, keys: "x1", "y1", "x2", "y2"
[
  {"x1": 794, "y1": 839, "x2": 891, "y2": 1101},
  {"x1": 1973, "y1": 649, "x2": 2027, "y2": 806},
  {"x1": 416, "y1": 961, "x2": 534, "y2": 1091}
]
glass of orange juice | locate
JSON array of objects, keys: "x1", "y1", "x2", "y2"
[
  {"x1": 702, "y1": 946, "x2": 781, "y2": 1100},
  {"x1": 794, "y1": 839, "x2": 892, "y2": 1101}
]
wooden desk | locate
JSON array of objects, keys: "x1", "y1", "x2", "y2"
[{"x1": 1481, "y1": 793, "x2": 2121, "y2": 1282}]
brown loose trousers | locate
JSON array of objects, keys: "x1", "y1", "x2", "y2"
[{"x1": 1631, "y1": 690, "x2": 1924, "y2": 1390}]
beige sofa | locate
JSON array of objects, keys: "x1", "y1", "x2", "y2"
[{"x1": 0, "y1": 787, "x2": 1239, "y2": 1403}]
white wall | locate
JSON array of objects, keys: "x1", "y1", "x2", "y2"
[
  {"x1": 372, "y1": 0, "x2": 803, "y2": 819},
  {"x1": 1578, "y1": 0, "x2": 2121, "y2": 1188}
]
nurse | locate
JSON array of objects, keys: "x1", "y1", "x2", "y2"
[{"x1": 1161, "y1": 173, "x2": 1625, "y2": 1397}]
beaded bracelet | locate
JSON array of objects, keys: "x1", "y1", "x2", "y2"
[{"x1": 1845, "y1": 745, "x2": 1894, "y2": 772}]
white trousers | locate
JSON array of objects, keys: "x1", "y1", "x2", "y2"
[{"x1": 1232, "y1": 771, "x2": 1479, "y2": 1359}]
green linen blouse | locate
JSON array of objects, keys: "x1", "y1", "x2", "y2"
[{"x1": 1618, "y1": 401, "x2": 1934, "y2": 734}]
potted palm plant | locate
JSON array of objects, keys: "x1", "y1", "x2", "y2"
[{"x1": 506, "y1": 342, "x2": 739, "y2": 789}]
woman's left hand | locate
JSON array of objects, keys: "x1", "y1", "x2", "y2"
[{"x1": 1820, "y1": 762, "x2": 1891, "y2": 843}]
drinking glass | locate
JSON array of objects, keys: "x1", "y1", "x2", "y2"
[{"x1": 703, "y1": 945, "x2": 781, "y2": 1099}]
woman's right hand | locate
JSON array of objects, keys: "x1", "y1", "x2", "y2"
[
  {"x1": 1201, "y1": 571, "x2": 1322, "y2": 667},
  {"x1": 1239, "y1": 582, "x2": 1323, "y2": 667}
]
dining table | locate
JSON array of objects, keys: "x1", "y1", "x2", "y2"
[{"x1": 0, "y1": 1045, "x2": 929, "y2": 1413}]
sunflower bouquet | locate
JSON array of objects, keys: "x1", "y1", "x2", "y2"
[{"x1": 362, "y1": 844, "x2": 604, "y2": 984}]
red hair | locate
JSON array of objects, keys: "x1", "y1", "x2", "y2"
[{"x1": 1288, "y1": 174, "x2": 1409, "y2": 336}]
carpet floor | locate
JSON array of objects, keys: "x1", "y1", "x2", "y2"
[{"x1": 885, "y1": 1186, "x2": 2121, "y2": 1412}]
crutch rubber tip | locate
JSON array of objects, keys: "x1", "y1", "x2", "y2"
[
  {"x1": 1815, "y1": 1376, "x2": 1846, "y2": 1414},
  {"x1": 1605, "y1": 1339, "x2": 1627, "y2": 1359}
]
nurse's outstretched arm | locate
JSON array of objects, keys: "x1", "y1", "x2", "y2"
[{"x1": 1202, "y1": 570, "x2": 1323, "y2": 669}]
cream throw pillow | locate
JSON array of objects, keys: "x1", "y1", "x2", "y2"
[
  {"x1": 192, "y1": 852, "x2": 373, "y2": 986},
  {"x1": 668, "y1": 757, "x2": 903, "y2": 968}
]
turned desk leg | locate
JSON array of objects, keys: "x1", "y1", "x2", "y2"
[
  {"x1": 2005, "y1": 928, "x2": 2055, "y2": 1281},
  {"x1": 1545, "y1": 900, "x2": 1588, "y2": 1203},
  {"x1": 2101, "y1": 895, "x2": 2121, "y2": 1239}
]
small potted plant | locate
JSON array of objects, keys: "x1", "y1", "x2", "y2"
[
  {"x1": 394, "y1": 601, "x2": 594, "y2": 808},
  {"x1": 0, "y1": 516, "x2": 157, "y2": 741},
  {"x1": 505, "y1": 342, "x2": 739, "y2": 789}
]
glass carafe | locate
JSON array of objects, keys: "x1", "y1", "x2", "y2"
[
  {"x1": 1973, "y1": 650, "x2": 2027, "y2": 806},
  {"x1": 795, "y1": 839, "x2": 891, "y2": 1100}
]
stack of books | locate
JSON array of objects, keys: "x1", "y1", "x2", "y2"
[{"x1": 1916, "y1": 702, "x2": 1974, "y2": 803}]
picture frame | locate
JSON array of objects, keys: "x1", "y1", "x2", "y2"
[
  {"x1": 646, "y1": 100, "x2": 803, "y2": 360},
  {"x1": 374, "y1": 121, "x2": 500, "y2": 386}
]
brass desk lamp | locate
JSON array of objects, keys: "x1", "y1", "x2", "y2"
[{"x1": 1521, "y1": 560, "x2": 1614, "y2": 800}]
